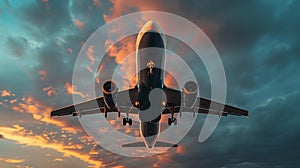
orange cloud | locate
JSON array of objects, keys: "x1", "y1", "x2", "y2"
[
  {"x1": 1, "y1": 90, "x2": 13, "y2": 97},
  {"x1": 105, "y1": 36, "x2": 136, "y2": 89},
  {"x1": 53, "y1": 158, "x2": 63, "y2": 162},
  {"x1": 0, "y1": 158, "x2": 24, "y2": 163},
  {"x1": 64, "y1": 82, "x2": 87, "y2": 98},
  {"x1": 0, "y1": 126, "x2": 104, "y2": 168},
  {"x1": 39, "y1": 70, "x2": 47, "y2": 80},
  {"x1": 74, "y1": 19, "x2": 85, "y2": 30},
  {"x1": 164, "y1": 72, "x2": 179, "y2": 89},
  {"x1": 103, "y1": 0, "x2": 162, "y2": 23},
  {"x1": 67, "y1": 47, "x2": 73, "y2": 54},
  {"x1": 86, "y1": 66, "x2": 93, "y2": 73},
  {"x1": 87, "y1": 45, "x2": 95, "y2": 64},
  {"x1": 43, "y1": 86, "x2": 58, "y2": 96},
  {"x1": 9, "y1": 98, "x2": 18, "y2": 104},
  {"x1": 9, "y1": 95, "x2": 78, "y2": 133},
  {"x1": 176, "y1": 144, "x2": 185, "y2": 154}
]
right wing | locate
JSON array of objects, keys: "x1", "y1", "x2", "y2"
[
  {"x1": 50, "y1": 97, "x2": 105, "y2": 117},
  {"x1": 50, "y1": 87, "x2": 138, "y2": 118}
]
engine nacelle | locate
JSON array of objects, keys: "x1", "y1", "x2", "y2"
[
  {"x1": 102, "y1": 81, "x2": 118, "y2": 109},
  {"x1": 183, "y1": 81, "x2": 198, "y2": 108}
]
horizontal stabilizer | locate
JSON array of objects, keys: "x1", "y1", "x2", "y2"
[
  {"x1": 155, "y1": 141, "x2": 178, "y2": 147},
  {"x1": 122, "y1": 141, "x2": 177, "y2": 148},
  {"x1": 122, "y1": 142, "x2": 146, "y2": 147}
]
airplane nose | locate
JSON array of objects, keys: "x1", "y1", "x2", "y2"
[
  {"x1": 144, "y1": 20, "x2": 159, "y2": 31},
  {"x1": 136, "y1": 20, "x2": 166, "y2": 49},
  {"x1": 140, "y1": 20, "x2": 162, "y2": 33}
]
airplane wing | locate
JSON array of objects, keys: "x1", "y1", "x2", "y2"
[
  {"x1": 163, "y1": 87, "x2": 248, "y2": 117},
  {"x1": 50, "y1": 87, "x2": 138, "y2": 118}
]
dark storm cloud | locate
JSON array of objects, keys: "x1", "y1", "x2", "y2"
[
  {"x1": 2, "y1": 0, "x2": 300, "y2": 167},
  {"x1": 19, "y1": 0, "x2": 72, "y2": 38},
  {"x1": 97, "y1": 1, "x2": 300, "y2": 168},
  {"x1": 6, "y1": 35, "x2": 29, "y2": 57},
  {"x1": 5, "y1": 0, "x2": 111, "y2": 106},
  {"x1": 134, "y1": 0, "x2": 300, "y2": 95}
]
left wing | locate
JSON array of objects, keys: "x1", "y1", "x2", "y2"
[
  {"x1": 50, "y1": 87, "x2": 138, "y2": 118},
  {"x1": 163, "y1": 87, "x2": 248, "y2": 117}
]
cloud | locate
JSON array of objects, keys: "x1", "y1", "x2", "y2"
[
  {"x1": 6, "y1": 35, "x2": 29, "y2": 57},
  {"x1": 1, "y1": 90, "x2": 13, "y2": 97},
  {"x1": 0, "y1": 158, "x2": 24, "y2": 163},
  {"x1": 93, "y1": 0, "x2": 102, "y2": 9},
  {"x1": 43, "y1": 86, "x2": 58, "y2": 96},
  {"x1": 64, "y1": 82, "x2": 87, "y2": 98},
  {"x1": 0, "y1": 125, "x2": 104, "y2": 168},
  {"x1": 74, "y1": 19, "x2": 85, "y2": 30},
  {"x1": 1, "y1": 0, "x2": 300, "y2": 167},
  {"x1": 3, "y1": 93, "x2": 79, "y2": 133},
  {"x1": 39, "y1": 70, "x2": 47, "y2": 81},
  {"x1": 86, "y1": 45, "x2": 95, "y2": 64},
  {"x1": 19, "y1": 0, "x2": 72, "y2": 37},
  {"x1": 67, "y1": 47, "x2": 73, "y2": 54}
]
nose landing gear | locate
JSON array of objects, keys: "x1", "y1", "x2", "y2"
[
  {"x1": 168, "y1": 106, "x2": 177, "y2": 126},
  {"x1": 168, "y1": 117, "x2": 177, "y2": 126},
  {"x1": 123, "y1": 117, "x2": 132, "y2": 126}
]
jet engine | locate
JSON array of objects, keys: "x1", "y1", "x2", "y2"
[
  {"x1": 102, "y1": 81, "x2": 118, "y2": 109},
  {"x1": 183, "y1": 81, "x2": 198, "y2": 108}
]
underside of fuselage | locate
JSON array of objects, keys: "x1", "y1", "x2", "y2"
[{"x1": 136, "y1": 20, "x2": 166, "y2": 148}]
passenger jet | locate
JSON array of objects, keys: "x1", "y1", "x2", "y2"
[{"x1": 51, "y1": 20, "x2": 248, "y2": 148}]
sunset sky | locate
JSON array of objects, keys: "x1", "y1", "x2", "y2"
[{"x1": 1, "y1": 0, "x2": 300, "y2": 168}]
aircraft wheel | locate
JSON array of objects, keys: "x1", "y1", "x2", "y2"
[
  {"x1": 168, "y1": 118, "x2": 172, "y2": 126},
  {"x1": 122, "y1": 118, "x2": 127, "y2": 126},
  {"x1": 173, "y1": 118, "x2": 177, "y2": 125},
  {"x1": 128, "y1": 118, "x2": 132, "y2": 126},
  {"x1": 118, "y1": 111, "x2": 121, "y2": 118}
]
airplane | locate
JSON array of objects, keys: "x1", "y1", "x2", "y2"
[{"x1": 51, "y1": 20, "x2": 248, "y2": 149}]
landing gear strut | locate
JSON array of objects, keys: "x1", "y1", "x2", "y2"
[{"x1": 168, "y1": 107, "x2": 177, "y2": 126}]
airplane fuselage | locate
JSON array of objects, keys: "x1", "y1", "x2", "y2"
[{"x1": 136, "y1": 21, "x2": 166, "y2": 148}]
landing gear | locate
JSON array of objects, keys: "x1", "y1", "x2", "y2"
[
  {"x1": 168, "y1": 106, "x2": 177, "y2": 126},
  {"x1": 168, "y1": 117, "x2": 177, "y2": 126},
  {"x1": 104, "y1": 106, "x2": 108, "y2": 118},
  {"x1": 122, "y1": 105, "x2": 134, "y2": 126},
  {"x1": 123, "y1": 117, "x2": 132, "y2": 126}
]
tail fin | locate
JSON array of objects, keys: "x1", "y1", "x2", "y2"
[{"x1": 122, "y1": 141, "x2": 177, "y2": 148}]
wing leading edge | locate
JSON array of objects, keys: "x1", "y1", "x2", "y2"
[{"x1": 50, "y1": 88, "x2": 138, "y2": 118}]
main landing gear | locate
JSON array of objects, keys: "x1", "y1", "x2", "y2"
[{"x1": 123, "y1": 106, "x2": 133, "y2": 126}]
